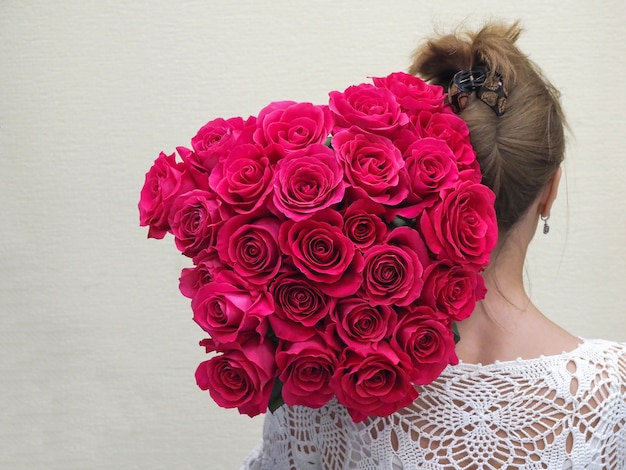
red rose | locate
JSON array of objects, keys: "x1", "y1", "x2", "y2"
[
  {"x1": 168, "y1": 189, "x2": 224, "y2": 258},
  {"x1": 421, "y1": 262, "x2": 486, "y2": 321},
  {"x1": 269, "y1": 271, "x2": 336, "y2": 342},
  {"x1": 215, "y1": 214, "x2": 282, "y2": 286},
  {"x1": 276, "y1": 335, "x2": 339, "y2": 408},
  {"x1": 179, "y1": 248, "x2": 225, "y2": 299},
  {"x1": 253, "y1": 101, "x2": 333, "y2": 157},
  {"x1": 332, "y1": 343, "x2": 418, "y2": 422},
  {"x1": 272, "y1": 144, "x2": 345, "y2": 221},
  {"x1": 332, "y1": 297, "x2": 396, "y2": 353},
  {"x1": 394, "y1": 137, "x2": 460, "y2": 218},
  {"x1": 391, "y1": 306, "x2": 458, "y2": 385},
  {"x1": 329, "y1": 83, "x2": 408, "y2": 136},
  {"x1": 372, "y1": 72, "x2": 447, "y2": 114},
  {"x1": 341, "y1": 199, "x2": 388, "y2": 250},
  {"x1": 195, "y1": 337, "x2": 276, "y2": 417},
  {"x1": 138, "y1": 151, "x2": 194, "y2": 239},
  {"x1": 209, "y1": 143, "x2": 274, "y2": 215},
  {"x1": 332, "y1": 128, "x2": 409, "y2": 205},
  {"x1": 360, "y1": 227, "x2": 429, "y2": 306},
  {"x1": 278, "y1": 210, "x2": 364, "y2": 297},
  {"x1": 419, "y1": 180, "x2": 498, "y2": 269},
  {"x1": 191, "y1": 271, "x2": 273, "y2": 346}
]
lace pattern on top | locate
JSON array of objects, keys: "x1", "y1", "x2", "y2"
[{"x1": 242, "y1": 339, "x2": 626, "y2": 469}]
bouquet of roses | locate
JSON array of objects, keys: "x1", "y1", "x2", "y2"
[{"x1": 139, "y1": 72, "x2": 497, "y2": 423}]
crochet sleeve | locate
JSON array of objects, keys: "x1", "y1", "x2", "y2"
[
  {"x1": 609, "y1": 346, "x2": 626, "y2": 467},
  {"x1": 587, "y1": 342, "x2": 626, "y2": 468},
  {"x1": 240, "y1": 402, "x2": 365, "y2": 470},
  {"x1": 240, "y1": 406, "x2": 321, "y2": 470}
]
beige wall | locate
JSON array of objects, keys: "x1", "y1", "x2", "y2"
[{"x1": 1, "y1": 1, "x2": 624, "y2": 469}]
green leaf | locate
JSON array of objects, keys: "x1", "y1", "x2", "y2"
[
  {"x1": 390, "y1": 216, "x2": 415, "y2": 229},
  {"x1": 452, "y1": 322, "x2": 461, "y2": 344},
  {"x1": 267, "y1": 379, "x2": 284, "y2": 413}
]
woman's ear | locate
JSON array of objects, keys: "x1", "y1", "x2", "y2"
[{"x1": 540, "y1": 167, "x2": 562, "y2": 217}]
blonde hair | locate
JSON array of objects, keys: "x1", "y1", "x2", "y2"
[{"x1": 409, "y1": 22, "x2": 566, "y2": 233}]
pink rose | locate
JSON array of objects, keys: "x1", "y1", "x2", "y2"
[
  {"x1": 209, "y1": 143, "x2": 275, "y2": 215},
  {"x1": 191, "y1": 271, "x2": 273, "y2": 346},
  {"x1": 269, "y1": 271, "x2": 336, "y2": 342},
  {"x1": 372, "y1": 72, "x2": 447, "y2": 114},
  {"x1": 329, "y1": 83, "x2": 408, "y2": 136},
  {"x1": 253, "y1": 101, "x2": 333, "y2": 157},
  {"x1": 393, "y1": 137, "x2": 460, "y2": 218},
  {"x1": 421, "y1": 262, "x2": 486, "y2": 321},
  {"x1": 272, "y1": 144, "x2": 345, "y2": 221},
  {"x1": 190, "y1": 116, "x2": 250, "y2": 173},
  {"x1": 419, "y1": 180, "x2": 498, "y2": 269},
  {"x1": 391, "y1": 306, "x2": 458, "y2": 385},
  {"x1": 360, "y1": 227, "x2": 429, "y2": 306},
  {"x1": 391, "y1": 127, "x2": 422, "y2": 156},
  {"x1": 138, "y1": 151, "x2": 194, "y2": 239},
  {"x1": 332, "y1": 128, "x2": 409, "y2": 205},
  {"x1": 215, "y1": 214, "x2": 282, "y2": 286},
  {"x1": 278, "y1": 210, "x2": 364, "y2": 297},
  {"x1": 195, "y1": 337, "x2": 276, "y2": 417},
  {"x1": 168, "y1": 189, "x2": 224, "y2": 258},
  {"x1": 414, "y1": 112, "x2": 481, "y2": 181},
  {"x1": 276, "y1": 335, "x2": 339, "y2": 408},
  {"x1": 332, "y1": 297, "x2": 396, "y2": 353},
  {"x1": 175, "y1": 146, "x2": 209, "y2": 191},
  {"x1": 332, "y1": 343, "x2": 418, "y2": 422},
  {"x1": 341, "y1": 199, "x2": 388, "y2": 250},
  {"x1": 179, "y1": 248, "x2": 225, "y2": 299}
]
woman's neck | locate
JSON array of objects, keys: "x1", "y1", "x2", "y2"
[{"x1": 454, "y1": 234, "x2": 579, "y2": 365}]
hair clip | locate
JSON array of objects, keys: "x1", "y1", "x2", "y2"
[{"x1": 448, "y1": 66, "x2": 507, "y2": 116}]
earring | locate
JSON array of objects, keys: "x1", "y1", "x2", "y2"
[{"x1": 540, "y1": 215, "x2": 550, "y2": 234}]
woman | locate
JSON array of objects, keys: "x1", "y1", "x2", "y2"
[{"x1": 242, "y1": 22, "x2": 626, "y2": 469}]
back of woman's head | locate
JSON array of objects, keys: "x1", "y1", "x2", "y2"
[{"x1": 409, "y1": 22, "x2": 566, "y2": 233}]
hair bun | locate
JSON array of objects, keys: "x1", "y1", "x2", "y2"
[{"x1": 409, "y1": 22, "x2": 524, "y2": 90}]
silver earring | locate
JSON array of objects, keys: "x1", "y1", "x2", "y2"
[{"x1": 541, "y1": 215, "x2": 550, "y2": 234}]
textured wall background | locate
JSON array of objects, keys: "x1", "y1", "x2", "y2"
[{"x1": 1, "y1": 1, "x2": 624, "y2": 469}]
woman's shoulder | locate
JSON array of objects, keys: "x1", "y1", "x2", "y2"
[
  {"x1": 573, "y1": 338, "x2": 626, "y2": 371},
  {"x1": 577, "y1": 337, "x2": 626, "y2": 353},
  {"x1": 446, "y1": 337, "x2": 625, "y2": 372},
  {"x1": 435, "y1": 337, "x2": 626, "y2": 401},
  {"x1": 525, "y1": 337, "x2": 624, "y2": 388},
  {"x1": 574, "y1": 338, "x2": 626, "y2": 388},
  {"x1": 514, "y1": 338, "x2": 626, "y2": 409}
]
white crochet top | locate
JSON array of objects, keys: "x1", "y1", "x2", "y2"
[{"x1": 242, "y1": 339, "x2": 626, "y2": 469}]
